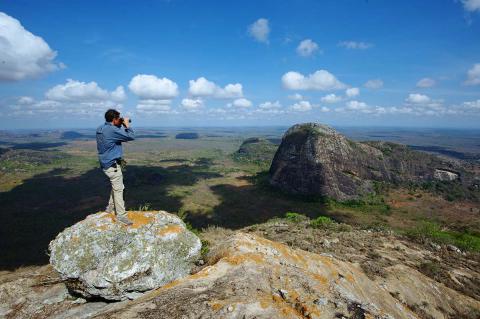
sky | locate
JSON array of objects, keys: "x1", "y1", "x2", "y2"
[{"x1": 1, "y1": 0, "x2": 480, "y2": 129}]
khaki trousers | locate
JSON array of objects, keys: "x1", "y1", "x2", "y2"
[{"x1": 103, "y1": 165, "x2": 126, "y2": 217}]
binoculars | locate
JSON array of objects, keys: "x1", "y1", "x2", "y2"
[{"x1": 119, "y1": 118, "x2": 132, "y2": 124}]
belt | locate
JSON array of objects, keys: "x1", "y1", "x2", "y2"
[{"x1": 109, "y1": 158, "x2": 122, "y2": 169}]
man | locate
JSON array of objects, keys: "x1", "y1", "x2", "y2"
[{"x1": 96, "y1": 109, "x2": 135, "y2": 225}]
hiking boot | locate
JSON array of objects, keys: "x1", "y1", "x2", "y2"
[{"x1": 117, "y1": 215, "x2": 133, "y2": 226}]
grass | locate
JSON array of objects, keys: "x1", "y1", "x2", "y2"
[
  {"x1": 405, "y1": 221, "x2": 480, "y2": 251},
  {"x1": 326, "y1": 193, "x2": 391, "y2": 215}
]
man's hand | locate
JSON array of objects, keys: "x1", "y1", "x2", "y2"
[{"x1": 123, "y1": 117, "x2": 130, "y2": 128}]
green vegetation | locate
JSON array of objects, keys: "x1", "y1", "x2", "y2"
[
  {"x1": 405, "y1": 221, "x2": 480, "y2": 251},
  {"x1": 284, "y1": 211, "x2": 307, "y2": 223},
  {"x1": 327, "y1": 193, "x2": 391, "y2": 215},
  {"x1": 310, "y1": 216, "x2": 334, "y2": 227}
]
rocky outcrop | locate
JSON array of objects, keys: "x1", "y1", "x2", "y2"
[
  {"x1": 234, "y1": 137, "x2": 278, "y2": 164},
  {"x1": 4, "y1": 229, "x2": 480, "y2": 318},
  {"x1": 48, "y1": 211, "x2": 201, "y2": 301},
  {"x1": 269, "y1": 123, "x2": 477, "y2": 200},
  {"x1": 95, "y1": 232, "x2": 480, "y2": 318}
]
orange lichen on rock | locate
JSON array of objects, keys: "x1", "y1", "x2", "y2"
[
  {"x1": 127, "y1": 211, "x2": 155, "y2": 229},
  {"x1": 101, "y1": 212, "x2": 116, "y2": 223},
  {"x1": 157, "y1": 224, "x2": 184, "y2": 237},
  {"x1": 209, "y1": 301, "x2": 224, "y2": 311},
  {"x1": 223, "y1": 252, "x2": 265, "y2": 265},
  {"x1": 96, "y1": 224, "x2": 109, "y2": 231},
  {"x1": 254, "y1": 236, "x2": 308, "y2": 267}
]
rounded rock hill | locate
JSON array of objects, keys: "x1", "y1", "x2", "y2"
[{"x1": 269, "y1": 123, "x2": 471, "y2": 200}]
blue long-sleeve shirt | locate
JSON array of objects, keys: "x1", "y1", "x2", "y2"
[{"x1": 96, "y1": 122, "x2": 135, "y2": 169}]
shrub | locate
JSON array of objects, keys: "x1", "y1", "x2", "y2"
[
  {"x1": 406, "y1": 221, "x2": 480, "y2": 252},
  {"x1": 284, "y1": 211, "x2": 306, "y2": 223},
  {"x1": 310, "y1": 216, "x2": 334, "y2": 228}
]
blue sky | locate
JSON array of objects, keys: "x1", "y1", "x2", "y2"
[{"x1": 1, "y1": 0, "x2": 480, "y2": 129}]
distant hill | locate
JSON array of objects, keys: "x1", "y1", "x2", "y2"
[
  {"x1": 176, "y1": 132, "x2": 199, "y2": 139},
  {"x1": 61, "y1": 131, "x2": 85, "y2": 139},
  {"x1": 233, "y1": 137, "x2": 278, "y2": 165},
  {"x1": 270, "y1": 123, "x2": 480, "y2": 201}
]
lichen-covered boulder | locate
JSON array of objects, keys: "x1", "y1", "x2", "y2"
[{"x1": 48, "y1": 211, "x2": 201, "y2": 301}]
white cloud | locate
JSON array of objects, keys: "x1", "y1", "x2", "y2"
[
  {"x1": 232, "y1": 98, "x2": 252, "y2": 108},
  {"x1": 406, "y1": 93, "x2": 431, "y2": 104},
  {"x1": 45, "y1": 79, "x2": 126, "y2": 102},
  {"x1": 0, "y1": 12, "x2": 63, "y2": 81},
  {"x1": 248, "y1": 18, "x2": 270, "y2": 43},
  {"x1": 321, "y1": 94, "x2": 342, "y2": 103},
  {"x1": 462, "y1": 0, "x2": 480, "y2": 12},
  {"x1": 464, "y1": 63, "x2": 480, "y2": 86},
  {"x1": 346, "y1": 100, "x2": 368, "y2": 110},
  {"x1": 296, "y1": 39, "x2": 320, "y2": 57},
  {"x1": 462, "y1": 99, "x2": 480, "y2": 109},
  {"x1": 111, "y1": 86, "x2": 127, "y2": 101},
  {"x1": 128, "y1": 74, "x2": 179, "y2": 99},
  {"x1": 136, "y1": 102, "x2": 172, "y2": 114},
  {"x1": 188, "y1": 77, "x2": 243, "y2": 99},
  {"x1": 288, "y1": 93, "x2": 304, "y2": 100},
  {"x1": 416, "y1": 77, "x2": 436, "y2": 88},
  {"x1": 258, "y1": 101, "x2": 281, "y2": 109},
  {"x1": 290, "y1": 100, "x2": 312, "y2": 112},
  {"x1": 181, "y1": 98, "x2": 203, "y2": 111},
  {"x1": 338, "y1": 41, "x2": 373, "y2": 50},
  {"x1": 363, "y1": 79, "x2": 383, "y2": 89},
  {"x1": 17, "y1": 96, "x2": 35, "y2": 105},
  {"x1": 345, "y1": 87, "x2": 360, "y2": 97},
  {"x1": 282, "y1": 70, "x2": 346, "y2": 91}
]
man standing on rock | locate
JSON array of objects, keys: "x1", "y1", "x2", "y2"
[{"x1": 96, "y1": 109, "x2": 135, "y2": 225}]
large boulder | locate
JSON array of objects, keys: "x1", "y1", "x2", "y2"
[
  {"x1": 95, "y1": 232, "x2": 480, "y2": 318},
  {"x1": 269, "y1": 123, "x2": 476, "y2": 200},
  {"x1": 48, "y1": 211, "x2": 201, "y2": 301}
]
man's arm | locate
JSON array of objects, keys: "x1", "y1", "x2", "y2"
[{"x1": 111, "y1": 126, "x2": 135, "y2": 142}]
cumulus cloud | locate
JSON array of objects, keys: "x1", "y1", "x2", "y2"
[
  {"x1": 321, "y1": 94, "x2": 342, "y2": 103},
  {"x1": 363, "y1": 79, "x2": 383, "y2": 89},
  {"x1": 282, "y1": 70, "x2": 346, "y2": 91},
  {"x1": 461, "y1": 99, "x2": 480, "y2": 110},
  {"x1": 188, "y1": 77, "x2": 243, "y2": 99},
  {"x1": 248, "y1": 18, "x2": 270, "y2": 43},
  {"x1": 345, "y1": 87, "x2": 360, "y2": 97},
  {"x1": 464, "y1": 63, "x2": 480, "y2": 85},
  {"x1": 290, "y1": 100, "x2": 312, "y2": 112},
  {"x1": 232, "y1": 98, "x2": 252, "y2": 108},
  {"x1": 128, "y1": 74, "x2": 179, "y2": 99},
  {"x1": 0, "y1": 12, "x2": 63, "y2": 81},
  {"x1": 346, "y1": 100, "x2": 368, "y2": 110},
  {"x1": 258, "y1": 101, "x2": 281, "y2": 109},
  {"x1": 296, "y1": 39, "x2": 320, "y2": 57},
  {"x1": 136, "y1": 101, "x2": 173, "y2": 114},
  {"x1": 462, "y1": 0, "x2": 480, "y2": 12},
  {"x1": 181, "y1": 98, "x2": 204, "y2": 111},
  {"x1": 338, "y1": 41, "x2": 373, "y2": 50},
  {"x1": 416, "y1": 78, "x2": 436, "y2": 88},
  {"x1": 406, "y1": 93, "x2": 431, "y2": 104},
  {"x1": 288, "y1": 93, "x2": 304, "y2": 100},
  {"x1": 17, "y1": 96, "x2": 35, "y2": 105},
  {"x1": 45, "y1": 79, "x2": 126, "y2": 102}
]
